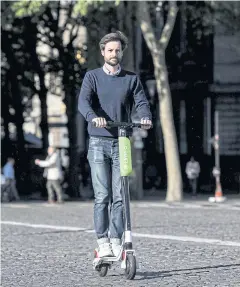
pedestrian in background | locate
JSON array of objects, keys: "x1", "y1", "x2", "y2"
[
  {"x1": 1, "y1": 168, "x2": 10, "y2": 202},
  {"x1": 3, "y1": 157, "x2": 20, "y2": 201},
  {"x1": 185, "y1": 156, "x2": 201, "y2": 196},
  {"x1": 35, "y1": 147, "x2": 64, "y2": 204}
]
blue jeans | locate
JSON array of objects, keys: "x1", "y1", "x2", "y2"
[{"x1": 87, "y1": 136, "x2": 124, "y2": 239}]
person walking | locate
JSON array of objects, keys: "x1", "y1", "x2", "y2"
[
  {"x1": 185, "y1": 156, "x2": 201, "y2": 196},
  {"x1": 3, "y1": 158, "x2": 20, "y2": 201},
  {"x1": 35, "y1": 147, "x2": 64, "y2": 204},
  {"x1": 78, "y1": 31, "x2": 152, "y2": 257}
]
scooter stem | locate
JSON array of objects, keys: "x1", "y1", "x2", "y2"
[
  {"x1": 122, "y1": 176, "x2": 133, "y2": 250},
  {"x1": 119, "y1": 127, "x2": 133, "y2": 250}
]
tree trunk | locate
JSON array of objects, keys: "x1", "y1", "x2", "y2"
[
  {"x1": 9, "y1": 67, "x2": 27, "y2": 195},
  {"x1": 10, "y1": 75, "x2": 25, "y2": 154},
  {"x1": 2, "y1": 71, "x2": 11, "y2": 146},
  {"x1": 38, "y1": 77, "x2": 49, "y2": 150},
  {"x1": 138, "y1": 1, "x2": 183, "y2": 201},
  {"x1": 25, "y1": 18, "x2": 49, "y2": 149},
  {"x1": 63, "y1": 83, "x2": 81, "y2": 198},
  {"x1": 2, "y1": 31, "x2": 26, "y2": 161},
  {"x1": 62, "y1": 45, "x2": 81, "y2": 197},
  {"x1": 153, "y1": 54, "x2": 182, "y2": 201},
  {"x1": 1, "y1": 70, "x2": 13, "y2": 157}
]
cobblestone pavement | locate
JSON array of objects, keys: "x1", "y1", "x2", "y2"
[{"x1": 1, "y1": 201, "x2": 240, "y2": 287}]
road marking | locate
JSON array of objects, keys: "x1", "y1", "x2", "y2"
[
  {"x1": 4, "y1": 204, "x2": 30, "y2": 208},
  {"x1": 1, "y1": 221, "x2": 87, "y2": 231},
  {"x1": 134, "y1": 203, "x2": 240, "y2": 211},
  {"x1": 132, "y1": 232, "x2": 240, "y2": 247},
  {"x1": 2, "y1": 221, "x2": 240, "y2": 247}
]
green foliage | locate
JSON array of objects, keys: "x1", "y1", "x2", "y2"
[
  {"x1": 10, "y1": 0, "x2": 121, "y2": 21},
  {"x1": 11, "y1": 0, "x2": 48, "y2": 17},
  {"x1": 10, "y1": 0, "x2": 120, "y2": 23},
  {"x1": 115, "y1": 0, "x2": 121, "y2": 6},
  {"x1": 73, "y1": 0, "x2": 88, "y2": 17},
  {"x1": 73, "y1": 0, "x2": 119, "y2": 17},
  {"x1": 73, "y1": 0, "x2": 102, "y2": 17}
]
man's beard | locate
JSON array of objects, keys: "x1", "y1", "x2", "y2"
[{"x1": 105, "y1": 57, "x2": 121, "y2": 67}]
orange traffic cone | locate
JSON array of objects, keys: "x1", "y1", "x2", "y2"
[
  {"x1": 208, "y1": 181, "x2": 226, "y2": 203},
  {"x1": 215, "y1": 182, "x2": 223, "y2": 198}
]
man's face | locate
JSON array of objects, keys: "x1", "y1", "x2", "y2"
[{"x1": 101, "y1": 41, "x2": 123, "y2": 67}]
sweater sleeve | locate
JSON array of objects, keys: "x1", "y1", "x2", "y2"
[
  {"x1": 133, "y1": 76, "x2": 152, "y2": 120},
  {"x1": 38, "y1": 153, "x2": 57, "y2": 168},
  {"x1": 78, "y1": 72, "x2": 98, "y2": 122}
]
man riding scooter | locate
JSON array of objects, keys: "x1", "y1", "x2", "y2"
[{"x1": 78, "y1": 30, "x2": 152, "y2": 258}]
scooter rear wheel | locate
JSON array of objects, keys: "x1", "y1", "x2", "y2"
[
  {"x1": 125, "y1": 254, "x2": 136, "y2": 280},
  {"x1": 97, "y1": 263, "x2": 108, "y2": 277}
]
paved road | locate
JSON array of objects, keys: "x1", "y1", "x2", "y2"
[{"x1": 1, "y1": 200, "x2": 240, "y2": 287}]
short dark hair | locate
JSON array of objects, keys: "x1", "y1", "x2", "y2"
[{"x1": 99, "y1": 31, "x2": 128, "y2": 51}]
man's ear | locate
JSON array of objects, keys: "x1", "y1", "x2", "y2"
[{"x1": 101, "y1": 49, "x2": 104, "y2": 56}]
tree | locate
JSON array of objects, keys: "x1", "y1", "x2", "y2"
[
  {"x1": 137, "y1": 1, "x2": 182, "y2": 201},
  {"x1": 9, "y1": 0, "x2": 88, "y2": 196},
  {"x1": 1, "y1": 62, "x2": 14, "y2": 156},
  {"x1": 2, "y1": 1, "x2": 50, "y2": 150},
  {"x1": 2, "y1": 29, "x2": 27, "y2": 185},
  {"x1": 23, "y1": 16, "x2": 49, "y2": 149}
]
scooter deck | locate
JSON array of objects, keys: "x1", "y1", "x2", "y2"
[
  {"x1": 93, "y1": 249, "x2": 138, "y2": 271},
  {"x1": 96, "y1": 256, "x2": 120, "y2": 262}
]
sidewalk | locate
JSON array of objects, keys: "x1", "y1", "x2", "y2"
[
  {"x1": 21, "y1": 189, "x2": 240, "y2": 206},
  {"x1": 141, "y1": 193, "x2": 240, "y2": 208}
]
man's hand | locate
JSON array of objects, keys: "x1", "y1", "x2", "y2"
[
  {"x1": 35, "y1": 159, "x2": 40, "y2": 165},
  {"x1": 92, "y1": 117, "x2": 107, "y2": 128},
  {"x1": 141, "y1": 118, "x2": 152, "y2": 130}
]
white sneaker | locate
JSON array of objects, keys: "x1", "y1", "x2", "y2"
[
  {"x1": 98, "y1": 243, "x2": 114, "y2": 257},
  {"x1": 97, "y1": 239, "x2": 114, "y2": 258},
  {"x1": 110, "y1": 238, "x2": 122, "y2": 257}
]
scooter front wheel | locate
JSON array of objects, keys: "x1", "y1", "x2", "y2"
[
  {"x1": 97, "y1": 263, "x2": 108, "y2": 277},
  {"x1": 125, "y1": 254, "x2": 136, "y2": 280}
]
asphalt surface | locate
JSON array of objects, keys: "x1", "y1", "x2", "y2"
[{"x1": 1, "y1": 200, "x2": 240, "y2": 287}]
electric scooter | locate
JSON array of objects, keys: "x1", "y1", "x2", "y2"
[{"x1": 92, "y1": 121, "x2": 144, "y2": 280}]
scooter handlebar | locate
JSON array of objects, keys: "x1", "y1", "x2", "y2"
[
  {"x1": 107, "y1": 121, "x2": 142, "y2": 129},
  {"x1": 92, "y1": 121, "x2": 146, "y2": 129}
]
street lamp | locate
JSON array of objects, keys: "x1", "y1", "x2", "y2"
[{"x1": 208, "y1": 111, "x2": 226, "y2": 203}]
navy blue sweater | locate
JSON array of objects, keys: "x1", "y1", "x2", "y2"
[{"x1": 78, "y1": 68, "x2": 152, "y2": 137}]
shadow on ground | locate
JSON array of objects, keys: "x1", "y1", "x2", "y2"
[{"x1": 135, "y1": 263, "x2": 240, "y2": 280}]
